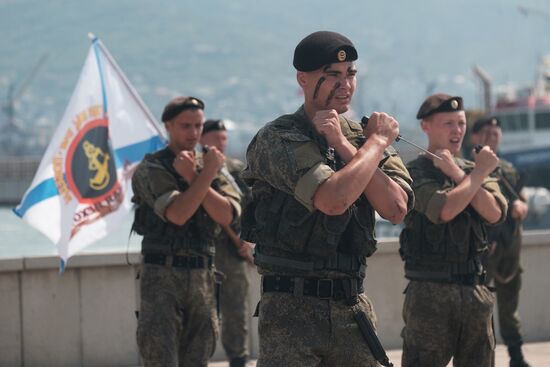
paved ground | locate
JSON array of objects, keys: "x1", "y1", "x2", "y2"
[{"x1": 209, "y1": 341, "x2": 550, "y2": 366}]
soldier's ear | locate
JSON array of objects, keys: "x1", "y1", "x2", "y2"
[
  {"x1": 296, "y1": 72, "x2": 307, "y2": 88},
  {"x1": 164, "y1": 121, "x2": 172, "y2": 133},
  {"x1": 420, "y1": 119, "x2": 430, "y2": 133}
]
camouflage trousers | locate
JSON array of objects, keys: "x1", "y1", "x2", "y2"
[
  {"x1": 485, "y1": 230, "x2": 524, "y2": 347},
  {"x1": 257, "y1": 290, "x2": 381, "y2": 367},
  {"x1": 401, "y1": 280, "x2": 496, "y2": 367},
  {"x1": 136, "y1": 262, "x2": 218, "y2": 367},
  {"x1": 215, "y1": 240, "x2": 251, "y2": 360}
]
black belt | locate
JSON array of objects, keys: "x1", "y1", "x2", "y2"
[
  {"x1": 262, "y1": 275, "x2": 364, "y2": 301},
  {"x1": 405, "y1": 269, "x2": 487, "y2": 286},
  {"x1": 143, "y1": 254, "x2": 213, "y2": 269},
  {"x1": 405, "y1": 258, "x2": 486, "y2": 286}
]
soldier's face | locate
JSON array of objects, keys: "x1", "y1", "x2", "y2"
[
  {"x1": 422, "y1": 111, "x2": 466, "y2": 155},
  {"x1": 480, "y1": 125, "x2": 502, "y2": 152},
  {"x1": 300, "y1": 61, "x2": 357, "y2": 114},
  {"x1": 200, "y1": 130, "x2": 228, "y2": 153},
  {"x1": 165, "y1": 109, "x2": 204, "y2": 151}
]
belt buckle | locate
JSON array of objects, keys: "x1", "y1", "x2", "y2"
[{"x1": 317, "y1": 279, "x2": 333, "y2": 299}]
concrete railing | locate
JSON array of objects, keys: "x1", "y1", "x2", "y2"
[{"x1": 1, "y1": 231, "x2": 550, "y2": 367}]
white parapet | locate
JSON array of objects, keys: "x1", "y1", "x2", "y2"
[{"x1": 1, "y1": 232, "x2": 550, "y2": 366}]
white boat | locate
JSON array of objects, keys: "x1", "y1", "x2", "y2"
[{"x1": 491, "y1": 55, "x2": 550, "y2": 188}]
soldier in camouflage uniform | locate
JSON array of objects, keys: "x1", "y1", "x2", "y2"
[
  {"x1": 471, "y1": 117, "x2": 532, "y2": 367},
  {"x1": 132, "y1": 97, "x2": 241, "y2": 367},
  {"x1": 241, "y1": 31, "x2": 414, "y2": 367},
  {"x1": 200, "y1": 119, "x2": 253, "y2": 367},
  {"x1": 399, "y1": 94, "x2": 508, "y2": 367}
]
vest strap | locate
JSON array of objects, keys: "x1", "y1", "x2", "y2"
[{"x1": 255, "y1": 251, "x2": 366, "y2": 273}]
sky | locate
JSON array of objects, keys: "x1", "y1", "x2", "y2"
[{"x1": 1, "y1": 0, "x2": 550, "y2": 156}]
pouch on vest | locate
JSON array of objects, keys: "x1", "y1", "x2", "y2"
[
  {"x1": 276, "y1": 196, "x2": 317, "y2": 254},
  {"x1": 342, "y1": 197, "x2": 377, "y2": 257},
  {"x1": 132, "y1": 204, "x2": 149, "y2": 236},
  {"x1": 470, "y1": 212, "x2": 489, "y2": 254},
  {"x1": 306, "y1": 208, "x2": 350, "y2": 257},
  {"x1": 419, "y1": 212, "x2": 470, "y2": 263},
  {"x1": 133, "y1": 204, "x2": 168, "y2": 238},
  {"x1": 404, "y1": 211, "x2": 473, "y2": 264},
  {"x1": 445, "y1": 211, "x2": 471, "y2": 263},
  {"x1": 399, "y1": 213, "x2": 422, "y2": 261},
  {"x1": 253, "y1": 191, "x2": 285, "y2": 246}
]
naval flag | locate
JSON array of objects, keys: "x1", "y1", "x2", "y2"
[{"x1": 13, "y1": 35, "x2": 166, "y2": 269}]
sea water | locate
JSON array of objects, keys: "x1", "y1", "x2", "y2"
[{"x1": 0, "y1": 207, "x2": 141, "y2": 259}]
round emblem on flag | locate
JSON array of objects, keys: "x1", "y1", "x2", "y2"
[
  {"x1": 65, "y1": 118, "x2": 120, "y2": 203},
  {"x1": 337, "y1": 50, "x2": 347, "y2": 62},
  {"x1": 451, "y1": 100, "x2": 458, "y2": 109}
]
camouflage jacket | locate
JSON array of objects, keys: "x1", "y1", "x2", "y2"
[
  {"x1": 241, "y1": 105, "x2": 413, "y2": 278},
  {"x1": 400, "y1": 155, "x2": 507, "y2": 275},
  {"x1": 132, "y1": 147, "x2": 241, "y2": 256}
]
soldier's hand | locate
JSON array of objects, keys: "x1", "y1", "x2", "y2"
[
  {"x1": 472, "y1": 145, "x2": 499, "y2": 177},
  {"x1": 173, "y1": 150, "x2": 196, "y2": 183},
  {"x1": 433, "y1": 149, "x2": 464, "y2": 182},
  {"x1": 238, "y1": 240, "x2": 255, "y2": 265},
  {"x1": 202, "y1": 146, "x2": 225, "y2": 176},
  {"x1": 364, "y1": 112, "x2": 399, "y2": 147},
  {"x1": 312, "y1": 109, "x2": 345, "y2": 147},
  {"x1": 511, "y1": 199, "x2": 529, "y2": 220}
]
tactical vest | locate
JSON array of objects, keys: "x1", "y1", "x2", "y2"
[
  {"x1": 241, "y1": 114, "x2": 377, "y2": 278},
  {"x1": 399, "y1": 157, "x2": 488, "y2": 279},
  {"x1": 132, "y1": 148, "x2": 220, "y2": 256},
  {"x1": 486, "y1": 159, "x2": 522, "y2": 245}
]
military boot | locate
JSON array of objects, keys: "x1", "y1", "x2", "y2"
[
  {"x1": 229, "y1": 356, "x2": 247, "y2": 367},
  {"x1": 508, "y1": 344, "x2": 532, "y2": 367}
]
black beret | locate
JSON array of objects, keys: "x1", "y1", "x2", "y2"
[
  {"x1": 202, "y1": 119, "x2": 226, "y2": 135},
  {"x1": 416, "y1": 94, "x2": 464, "y2": 119},
  {"x1": 472, "y1": 116, "x2": 500, "y2": 134},
  {"x1": 161, "y1": 96, "x2": 204, "y2": 122},
  {"x1": 293, "y1": 31, "x2": 358, "y2": 72}
]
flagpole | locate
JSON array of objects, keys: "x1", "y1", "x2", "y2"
[{"x1": 87, "y1": 32, "x2": 168, "y2": 141}]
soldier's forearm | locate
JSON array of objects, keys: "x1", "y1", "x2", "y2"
[
  {"x1": 439, "y1": 170, "x2": 485, "y2": 222},
  {"x1": 164, "y1": 171, "x2": 214, "y2": 225},
  {"x1": 471, "y1": 189, "x2": 502, "y2": 224},
  {"x1": 313, "y1": 141, "x2": 385, "y2": 215},
  {"x1": 202, "y1": 190, "x2": 233, "y2": 226},
  {"x1": 363, "y1": 169, "x2": 408, "y2": 223}
]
